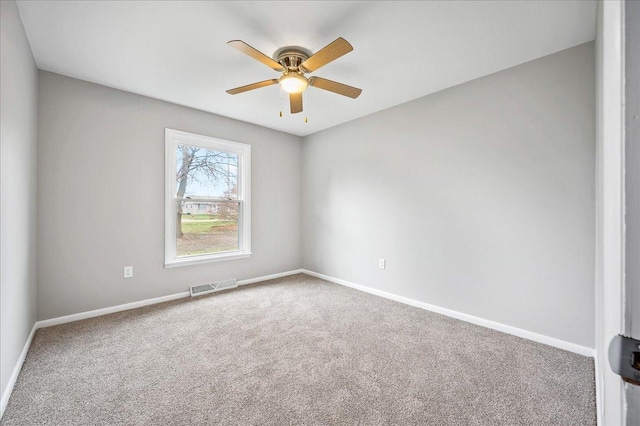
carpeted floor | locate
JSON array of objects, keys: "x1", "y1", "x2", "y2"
[{"x1": 1, "y1": 274, "x2": 596, "y2": 425}]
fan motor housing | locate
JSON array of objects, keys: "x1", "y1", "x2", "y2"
[{"x1": 274, "y1": 47, "x2": 312, "y2": 72}]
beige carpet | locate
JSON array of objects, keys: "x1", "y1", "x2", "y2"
[{"x1": 1, "y1": 274, "x2": 595, "y2": 425}]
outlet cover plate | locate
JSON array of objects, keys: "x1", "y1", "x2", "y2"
[{"x1": 123, "y1": 266, "x2": 133, "y2": 278}]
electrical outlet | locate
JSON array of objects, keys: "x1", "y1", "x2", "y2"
[
  {"x1": 379, "y1": 259, "x2": 386, "y2": 269},
  {"x1": 123, "y1": 266, "x2": 133, "y2": 278}
]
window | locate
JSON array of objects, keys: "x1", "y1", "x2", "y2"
[{"x1": 165, "y1": 129, "x2": 251, "y2": 267}]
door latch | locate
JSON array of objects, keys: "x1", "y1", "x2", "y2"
[{"x1": 609, "y1": 334, "x2": 640, "y2": 385}]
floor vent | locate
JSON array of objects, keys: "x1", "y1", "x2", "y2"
[{"x1": 189, "y1": 279, "x2": 237, "y2": 297}]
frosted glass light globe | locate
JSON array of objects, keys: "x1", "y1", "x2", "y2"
[{"x1": 279, "y1": 73, "x2": 308, "y2": 94}]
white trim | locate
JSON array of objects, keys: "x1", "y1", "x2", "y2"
[
  {"x1": 237, "y1": 269, "x2": 304, "y2": 286},
  {"x1": 1, "y1": 322, "x2": 37, "y2": 419},
  {"x1": 302, "y1": 269, "x2": 595, "y2": 357},
  {"x1": 36, "y1": 269, "x2": 304, "y2": 329},
  {"x1": 164, "y1": 252, "x2": 252, "y2": 268},
  {"x1": 36, "y1": 291, "x2": 191, "y2": 329},
  {"x1": 595, "y1": 1, "x2": 626, "y2": 424},
  {"x1": 594, "y1": 350, "x2": 603, "y2": 426}
]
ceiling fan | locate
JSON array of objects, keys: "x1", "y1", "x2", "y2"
[{"x1": 226, "y1": 37, "x2": 362, "y2": 114}]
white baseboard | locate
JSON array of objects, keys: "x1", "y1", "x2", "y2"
[
  {"x1": 1, "y1": 322, "x2": 37, "y2": 419},
  {"x1": 237, "y1": 269, "x2": 304, "y2": 286},
  {"x1": 37, "y1": 269, "x2": 305, "y2": 329},
  {"x1": 594, "y1": 351, "x2": 603, "y2": 426},
  {"x1": 302, "y1": 269, "x2": 596, "y2": 358},
  {"x1": 36, "y1": 291, "x2": 191, "y2": 329}
]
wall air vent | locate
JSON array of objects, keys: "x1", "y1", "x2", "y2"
[{"x1": 189, "y1": 279, "x2": 237, "y2": 297}]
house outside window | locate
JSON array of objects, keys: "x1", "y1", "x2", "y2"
[{"x1": 164, "y1": 129, "x2": 251, "y2": 267}]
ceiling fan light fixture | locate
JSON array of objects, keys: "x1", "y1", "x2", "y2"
[
  {"x1": 279, "y1": 73, "x2": 308, "y2": 94},
  {"x1": 227, "y1": 38, "x2": 361, "y2": 114}
]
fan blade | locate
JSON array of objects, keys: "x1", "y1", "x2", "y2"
[
  {"x1": 301, "y1": 37, "x2": 353, "y2": 73},
  {"x1": 290, "y1": 92, "x2": 303, "y2": 114},
  {"x1": 226, "y1": 79, "x2": 279, "y2": 95},
  {"x1": 227, "y1": 40, "x2": 284, "y2": 72},
  {"x1": 308, "y1": 77, "x2": 362, "y2": 99}
]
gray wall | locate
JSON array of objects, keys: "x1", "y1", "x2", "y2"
[
  {"x1": 302, "y1": 42, "x2": 595, "y2": 347},
  {"x1": 0, "y1": 0, "x2": 39, "y2": 408},
  {"x1": 37, "y1": 71, "x2": 302, "y2": 320}
]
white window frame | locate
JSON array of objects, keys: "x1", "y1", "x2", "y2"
[{"x1": 164, "y1": 129, "x2": 251, "y2": 268}]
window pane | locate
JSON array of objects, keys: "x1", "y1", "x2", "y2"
[
  {"x1": 177, "y1": 201, "x2": 239, "y2": 256},
  {"x1": 175, "y1": 143, "x2": 240, "y2": 257},
  {"x1": 176, "y1": 145, "x2": 238, "y2": 199}
]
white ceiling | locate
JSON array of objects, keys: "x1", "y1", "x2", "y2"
[{"x1": 16, "y1": 1, "x2": 596, "y2": 137}]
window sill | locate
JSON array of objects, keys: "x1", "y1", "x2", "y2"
[{"x1": 164, "y1": 251, "x2": 252, "y2": 268}]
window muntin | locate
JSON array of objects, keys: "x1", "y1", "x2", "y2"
[{"x1": 165, "y1": 129, "x2": 251, "y2": 267}]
